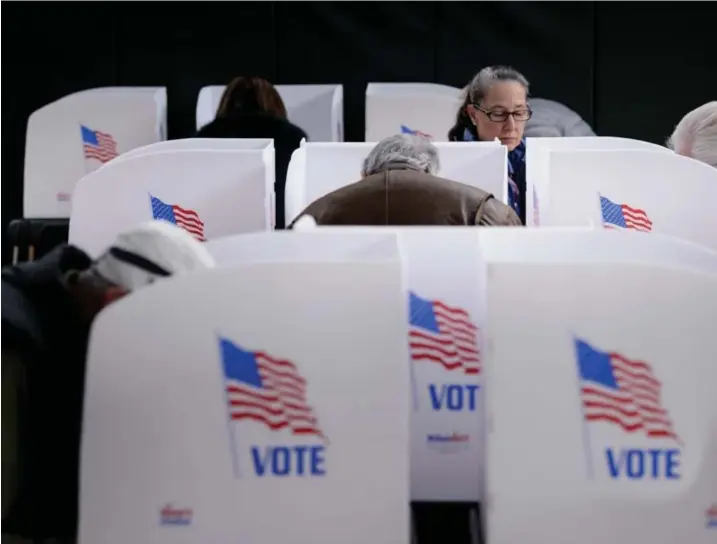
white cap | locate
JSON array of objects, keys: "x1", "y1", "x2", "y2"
[
  {"x1": 93, "y1": 220, "x2": 216, "y2": 291},
  {"x1": 292, "y1": 215, "x2": 318, "y2": 230}
]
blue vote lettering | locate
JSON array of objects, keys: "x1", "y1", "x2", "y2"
[
  {"x1": 428, "y1": 384, "x2": 479, "y2": 412},
  {"x1": 605, "y1": 448, "x2": 681, "y2": 480},
  {"x1": 251, "y1": 445, "x2": 326, "y2": 477}
]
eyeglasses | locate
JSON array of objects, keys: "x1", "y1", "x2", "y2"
[{"x1": 474, "y1": 104, "x2": 532, "y2": 123}]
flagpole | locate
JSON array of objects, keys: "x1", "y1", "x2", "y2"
[
  {"x1": 597, "y1": 192, "x2": 605, "y2": 229},
  {"x1": 572, "y1": 335, "x2": 595, "y2": 480},
  {"x1": 216, "y1": 332, "x2": 241, "y2": 479}
]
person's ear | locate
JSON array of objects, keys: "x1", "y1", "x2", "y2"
[
  {"x1": 102, "y1": 285, "x2": 128, "y2": 306},
  {"x1": 465, "y1": 104, "x2": 478, "y2": 125}
]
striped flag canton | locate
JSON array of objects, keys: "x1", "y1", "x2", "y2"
[
  {"x1": 150, "y1": 195, "x2": 206, "y2": 241},
  {"x1": 600, "y1": 195, "x2": 653, "y2": 232},
  {"x1": 408, "y1": 292, "x2": 480, "y2": 374},
  {"x1": 575, "y1": 339, "x2": 678, "y2": 441},
  {"x1": 219, "y1": 338, "x2": 323, "y2": 438},
  {"x1": 80, "y1": 124, "x2": 118, "y2": 163}
]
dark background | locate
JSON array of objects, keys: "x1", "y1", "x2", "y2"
[{"x1": 2, "y1": 2, "x2": 715, "y2": 262}]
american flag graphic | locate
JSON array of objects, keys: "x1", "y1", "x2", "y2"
[
  {"x1": 600, "y1": 195, "x2": 653, "y2": 232},
  {"x1": 80, "y1": 125, "x2": 119, "y2": 163},
  {"x1": 409, "y1": 292, "x2": 480, "y2": 374},
  {"x1": 400, "y1": 125, "x2": 433, "y2": 140},
  {"x1": 575, "y1": 338, "x2": 679, "y2": 441},
  {"x1": 150, "y1": 195, "x2": 205, "y2": 241},
  {"x1": 219, "y1": 337, "x2": 324, "y2": 439}
]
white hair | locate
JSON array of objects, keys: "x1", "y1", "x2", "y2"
[
  {"x1": 361, "y1": 133, "x2": 440, "y2": 177},
  {"x1": 667, "y1": 101, "x2": 717, "y2": 169}
]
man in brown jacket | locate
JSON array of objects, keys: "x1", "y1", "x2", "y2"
[{"x1": 288, "y1": 133, "x2": 521, "y2": 228}]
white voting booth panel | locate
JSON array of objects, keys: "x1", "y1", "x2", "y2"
[
  {"x1": 365, "y1": 84, "x2": 599, "y2": 143},
  {"x1": 81, "y1": 262, "x2": 409, "y2": 544},
  {"x1": 480, "y1": 229, "x2": 717, "y2": 543},
  {"x1": 525, "y1": 136, "x2": 673, "y2": 227},
  {"x1": 196, "y1": 84, "x2": 344, "y2": 142},
  {"x1": 284, "y1": 141, "x2": 506, "y2": 226},
  {"x1": 206, "y1": 227, "x2": 488, "y2": 502},
  {"x1": 69, "y1": 149, "x2": 273, "y2": 258},
  {"x1": 108, "y1": 138, "x2": 274, "y2": 164},
  {"x1": 207, "y1": 230, "x2": 400, "y2": 267},
  {"x1": 24, "y1": 87, "x2": 167, "y2": 219},
  {"x1": 365, "y1": 83, "x2": 462, "y2": 143},
  {"x1": 542, "y1": 150, "x2": 717, "y2": 251},
  {"x1": 93, "y1": 86, "x2": 168, "y2": 141}
]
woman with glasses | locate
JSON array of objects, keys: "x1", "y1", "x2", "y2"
[{"x1": 448, "y1": 66, "x2": 532, "y2": 223}]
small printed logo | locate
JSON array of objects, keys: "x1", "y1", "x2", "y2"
[
  {"x1": 426, "y1": 432, "x2": 471, "y2": 453},
  {"x1": 707, "y1": 504, "x2": 717, "y2": 528},
  {"x1": 160, "y1": 504, "x2": 193, "y2": 526},
  {"x1": 400, "y1": 124, "x2": 433, "y2": 140},
  {"x1": 56, "y1": 192, "x2": 72, "y2": 202}
]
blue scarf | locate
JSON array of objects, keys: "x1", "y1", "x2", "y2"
[{"x1": 462, "y1": 128, "x2": 526, "y2": 219}]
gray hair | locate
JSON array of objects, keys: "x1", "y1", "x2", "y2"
[
  {"x1": 449, "y1": 65, "x2": 530, "y2": 140},
  {"x1": 465, "y1": 65, "x2": 530, "y2": 105},
  {"x1": 667, "y1": 101, "x2": 717, "y2": 169},
  {"x1": 361, "y1": 133, "x2": 440, "y2": 177}
]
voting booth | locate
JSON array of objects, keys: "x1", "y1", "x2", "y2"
[
  {"x1": 207, "y1": 230, "x2": 401, "y2": 267},
  {"x1": 365, "y1": 83, "x2": 462, "y2": 143},
  {"x1": 479, "y1": 228, "x2": 717, "y2": 543},
  {"x1": 534, "y1": 147, "x2": 717, "y2": 251},
  {"x1": 525, "y1": 136, "x2": 674, "y2": 227},
  {"x1": 284, "y1": 141, "x2": 505, "y2": 226},
  {"x1": 69, "y1": 148, "x2": 274, "y2": 257},
  {"x1": 81, "y1": 260, "x2": 409, "y2": 544},
  {"x1": 365, "y1": 84, "x2": 596, "y2": 143},
  {"x1": 196, "y1": 84, "x2": 344, "y2": 142},
  {"x1": 24, "y1": 87, "x2": 167, "y2": 218},
  {"x1": 206, "y1": 227, "x2": 488, "y2": 503},
  {"x1": 106, "y1": 138, "x2": 275, "y2": 165}
]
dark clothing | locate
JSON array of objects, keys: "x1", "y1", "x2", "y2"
[
  {"x1": 456, "y1": 128, "x2": 527, "y2": 224},
  {"x1": 289, "y1": 169, "x2": 522, "y2": 227},
  {"x1": 2, "y1": 245, "x2": 94, "y2": 540},
  {"x1": 195, "y1": 112, "x2": 308, "y2": 229}
]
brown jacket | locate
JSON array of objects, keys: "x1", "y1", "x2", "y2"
[{"x1": 289, "y1": 169, "x2": 522, "y2": 227}]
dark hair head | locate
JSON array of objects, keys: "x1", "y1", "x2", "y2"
[
  {"x1": 216, "y1": 76, "x2": 288, "y2": 119},
  {"x1": 448, "y1": 66, "x2": 530, "y2": 141}
]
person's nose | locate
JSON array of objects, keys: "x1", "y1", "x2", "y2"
[{"x1": 505, "y1": 115, "x2": 517, "y2": 130}]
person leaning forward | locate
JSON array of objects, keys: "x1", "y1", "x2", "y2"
[
  {"x1": 2, "y1": 220, "x2": 216, "y2": 543},
  {"x1": 288, "y1": 133, "x2": 522, "y2": 227}
]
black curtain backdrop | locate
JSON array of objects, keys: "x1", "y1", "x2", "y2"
[{"x1": 2, "y1": 2, "x2": 715, "y2": 263}]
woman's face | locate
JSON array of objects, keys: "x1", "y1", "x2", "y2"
[{"x1": 467, "y1": 81, "x2": 529, "y2": 150}]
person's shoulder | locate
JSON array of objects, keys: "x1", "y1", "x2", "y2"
[
  {"x1": 2, "y1": 244, "x2": 91, "y2": 348},
  {"x1": 195, "y1": 117, "x2": 241, "y2": 138},
  {"x1": 268, "y1": 116, "x2": 308, "y2": 144},
  {"x1": 477, "y1": 197, "x2": 523, "y2": 227},
  {"x1": 2, "y1": 277, "x2": 44, "y2": 351},
  {"x1": 388, "y1": 170, "x2": 485, "y2": 194},
  {"x1": 288, "y1": 177, "x2": 365, "y2": 227},
  {"x1": 196, "y1": 113, "x2": 307, "y2": 143}
]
